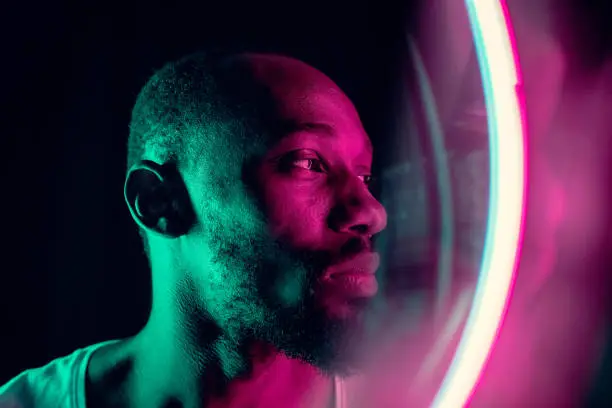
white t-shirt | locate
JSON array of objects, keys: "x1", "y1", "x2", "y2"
[
  {"x1": 0, "y1": 341, "x2": 118, "y2": 408},
  {"x1": 0, "y1": 341, "x2": 344, "y2": 408}
]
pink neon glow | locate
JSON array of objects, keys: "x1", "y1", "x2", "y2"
[
  {"x1": 431, "y1": 0, "x2": 527, "y2": 406},
  {"x1": 465, "y1": 0, "x2": 529, "y2": 398}
]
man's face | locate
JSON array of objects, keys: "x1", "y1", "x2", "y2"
[{"x1": 181, "y1": 55, "x2": 387, "y2": 376}]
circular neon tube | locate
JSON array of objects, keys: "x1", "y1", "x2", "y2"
[{"x1": 431, "y1": 1, "x2": 527, "y2": 407}]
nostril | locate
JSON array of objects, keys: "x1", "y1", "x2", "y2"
[{"x1": 350, "y1": 224, "x2": 368, "y2": 234}]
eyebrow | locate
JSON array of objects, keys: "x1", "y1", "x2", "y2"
[{"x1": 284, "y1": 122, "x2": 373, "y2": 154}]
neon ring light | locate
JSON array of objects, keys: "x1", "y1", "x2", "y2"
[{"x1": 430, "y1": 0, "x2": 527, "y2": 407}]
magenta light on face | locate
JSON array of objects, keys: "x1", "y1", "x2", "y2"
[{"x1": 431, "y1": 1, "x2": 527, "y2": 407}]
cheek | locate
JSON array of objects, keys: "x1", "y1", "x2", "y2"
[{"x1": 262, "y1": 183, "x2": 331, "y2": 244}]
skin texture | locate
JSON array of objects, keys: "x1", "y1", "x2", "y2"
[{"x1": 86, "y1": 54, "x2": 387, "y2": 408}]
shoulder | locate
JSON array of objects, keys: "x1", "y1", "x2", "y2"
[
  {"x1": 0, "y1": 342, "x2": 119, "y2": 408},
  {"x1": 0, "y1": 370, "x2": 35, "y2": 408},
  {"x1": 0, "y1": 349, "x2": 86, "y2": 408}
]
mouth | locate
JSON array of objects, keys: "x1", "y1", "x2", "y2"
[{"x1": 318, "y1": 252, "x2": 381, "y2": 297}]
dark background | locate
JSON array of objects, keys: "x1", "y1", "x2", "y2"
[{"x1": 1, "y1": 0, "x2": 611, "y2": 405}]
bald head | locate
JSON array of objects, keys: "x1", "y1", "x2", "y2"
[{"x1": 127, "y1": 52, "x2": 362, "y2": 173}]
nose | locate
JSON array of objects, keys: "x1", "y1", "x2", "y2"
[{"x1": 328, "y1": 174, "x2": 388, "y2": 237}]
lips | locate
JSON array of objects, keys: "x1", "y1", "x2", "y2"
[
  {"x1": 324, "y1": 252, "x2": 381, "y2": 279},
  {"x1": 318, "y1": 252, "x2": 381, "y2": 297}
]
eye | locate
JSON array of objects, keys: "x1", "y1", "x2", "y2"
[
  {"x1": 359, "y1": 174, "x2": 377, "y2": 188},
  {"x1": 278, "y1": 150, "x2": 328, "y2": 174},
  {"x1": 277, "y1": 150, "x2": 375, "y2": 188},
  {"x1": 290, "y1": 158, "x2": 326, "y2": 173}
]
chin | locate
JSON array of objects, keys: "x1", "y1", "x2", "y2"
[
  {"x1": 275, "y1": 313, "x2": 372, "y2": 379},
  {"x1": 261, "y1": 282, "x2": 378, "y2": 377}
]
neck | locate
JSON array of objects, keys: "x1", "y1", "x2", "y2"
[{"x1": 87, "y1": 291, "x2": 335, "y2": 408}]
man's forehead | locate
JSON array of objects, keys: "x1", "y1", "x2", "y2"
[
  {"x1": 281, "y1": 122, "x2": 373, "y2": 154},
  {"x1": 224, "y1": 54, "x2": 373, "y2": 156}
]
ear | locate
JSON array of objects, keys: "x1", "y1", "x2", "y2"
[{"x1": 124, "y1": 160, "x2": 195, "y2": 238}]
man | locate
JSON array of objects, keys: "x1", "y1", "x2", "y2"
[{"x1": 0, "y1": 52, "x2": 387, "y2": 408}]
